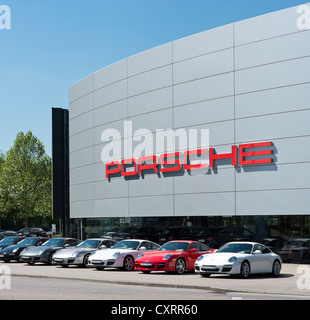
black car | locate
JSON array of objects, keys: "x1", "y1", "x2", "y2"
[
  {"x1": 0, "y1": 230, "x2": 20, "y2": 239},
  {"x1": 0, "y1": 237, "x2": 47, "y2": 262},
  {"x1": 20, "y1": 237, "x2": 81, "y2": 265},
  {"x1": 18, "y1": 227, "x2": 47, "y2": 237},
  {"x1": 0, "y1": 235, "x2": 26, "y2": 250}
]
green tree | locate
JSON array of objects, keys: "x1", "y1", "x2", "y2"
[{"x1": 0, "y1": 131, "x2": 52, "y2": 227}]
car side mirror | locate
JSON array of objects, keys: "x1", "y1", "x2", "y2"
[
  {"x1": 253, "y1": 250, "x2": 262, "y2": 255},
  {"x1": 63, "y1": 243, "x2": 70, "y2": 248},
  {"x1": 99, "y1": 245, "x2": 107, "y2": 250},
  {"x1": 139, "y1": 246, "x2": 147, "y2": 250}
]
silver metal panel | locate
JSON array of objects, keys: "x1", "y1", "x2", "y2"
[
  {"x1": 173, "y1": 24, "x2": 233, "y2": 62},
  {"x1": 174, "y1": 193, "x2": 235, "y2": 216},
  {"x1": 236, "y1": 163, "x2": 310, "y2": 191},
  {"x1": 235, "y1": 56, "x2": 310, "y2": 95},
  {"x1": 128, "y1": 43, "x2": 172, "y2": 76},
  {"x1": 94, "y1": 80, "x2": 127, "y2": 108},
  {"x1": 128, "y1": 87, "x2": 173, "y2": 117},
  {"x1": 236, "y1": 189, "x2": 310, "y2": 216},
  {"x1": 95, "y1": 198, "x2": 128, "y2": 217},
  {"x1": 174, "y1": 96, "x2": 234, "y2": 128},
  {"x1": 94, "y1": 100, "x2": 127, "y2": 126},
  {"x1": 235, "y1": 30, "x2": 310, "y2": 70},
  {"x1": 69, "y1": 74, "x2": 93, "y2": 103},
  {"x1": 128, "y1": 65, "x2": 172, "y2": 97},
  {"x1": 173, "y1": 48, "x2": 234, "y2": 84},
  {"x1": 174, "y1": 72, "x2": 234, "y2": 107},
  {"x1": 69, "y1": 111, "x2": 93, "y2": 137},
  {"x1": 236, "y1": 110, "x2": 310, "y2": 143},
  {"x1": 94, "y1": 59, "x2": 127, "y2": 90},
  {"x1": 235, "y1": 83, "x2": 310, "y2": 119},
  {"x1": 70, "y1": 146, "x2": 94, "y2": 169},
  {"x1": 129, "y1": 195, "x2": 174, "y2": 217},
  {"x1": 234, "y1": 4, "x2": 306, "y2": 46}
]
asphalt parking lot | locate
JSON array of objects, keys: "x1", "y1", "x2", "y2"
[{"x1": 1, "y1": 262, "x2": 310, "y2": 299}]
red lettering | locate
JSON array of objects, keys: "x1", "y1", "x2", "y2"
[
  {"x1": 105, "y1": 161, "x2": 120, "y2": 178},
  {"x1": 138, "y1": 155, "x2": 158, "y2": 174},
  {"x1": 159, "y1": 152, "x2": 181, "y2": 172},
  {"x1": 239, "y1": 141, "x2": 273, "y2": 165},
  {"x1": 209, "y1": 146, "x2": 236, "y2": 168},
  {"x1": 121, "y1": 158, "x2": 137, "y2": 176},
  {"x1": 183, "y1": 149, "x2": 207, "y2": 170}
]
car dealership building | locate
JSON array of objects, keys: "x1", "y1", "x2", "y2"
[{"x1": 53, "y1": 3, "x2": 310, "y2": 243}]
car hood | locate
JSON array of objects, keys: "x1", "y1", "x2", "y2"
[
  {"x1": 90, "y1": 248, "x2": 135, "y2": 259},
  {"x1": 21, "y1": 246, "x2": 60, "y2": 255},
  {"x1": 53, "y1": 247, "x2": 96, "y2": 257},
  {"x1": 137, "y1": 250, "x2": 184, "y2": 261},
  {"x1": 0, "y1": 244, "x2": 27, "y2": 253},
  {"x1": 198, "y1": 252, "x2": 248, "y2": 264}
]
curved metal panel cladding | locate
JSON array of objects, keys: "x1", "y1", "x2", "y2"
[{"x1": 69, "y1": 3, "x2": 310, "y2": 218}]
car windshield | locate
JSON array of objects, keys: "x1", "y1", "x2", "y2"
[
  {"x1": 0, "y1": 237, "x2": 19, "y2": 245},
  {"x1": 158, "y1": 242, "x2": 189, "y2": 252},
  {"x1": 18, "y1": 238, "x2": 41, "y2": 246},
  {"x1": 76, "y1": 239, "x2": 101, "y2": 248},
  {"x1": 218, "y1": 243, "x2": 252, "y2": 254},
  {"x1": 111, "y1": 240, "x2": 140, "y2": 250},
  {"x1": 41, "y1": 239, "x2": 65, "y2": 247},
  {"x1": 288, "y1": 240, "x2": 305, "y2": 247}
]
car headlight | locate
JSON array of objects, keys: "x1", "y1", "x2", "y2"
[
  {"x1": 163, "y1": 254, "x2": 171, "y2": 260},
  {"x1": 12, "y1": 248, "x2": 19, "y2": 253},
  {"x1": 228, "y1": 256, "x2": 237, "y2": 263},
  {"x1": 112, "y1": 252, "x2": 120, "y2": 258},
  {"x1": 196, "y1": 255, "x2": 204, "y2": 262},
  {"x1": 137, "y1": 253, "x2": 143, "y2": 259},
  {"x1": 37, "y1": 250, "x2": 44, "y2": 255},
  {"x1": 72, "y1": 251, "x2": 79, "y2": 257}
]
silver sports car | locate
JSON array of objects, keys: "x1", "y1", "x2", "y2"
[
  {"x1": 52, "y1": 238, "x2": 118, "y2": 267},
  {"x1": 20, "y1": 238, "x2": 80, "y2": 265}
]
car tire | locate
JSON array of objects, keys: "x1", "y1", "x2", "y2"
[
  {"x1": 240, "y1": 260, "x2": 250, "y2": 278},
  {"x1": 95, "y1": 267, "x2": 104, "y2": 270},
  {"x1": 175, "y1": 258, "x2": 186, "y2": 274},
  {"x1": 123, "y1": 255, "x2": 134, "y2": 271},
  {"x1": 271, "y1": 259, "x2": 281, "y2": 277},
  {"x1": 48, "y1": 252, "x2": 54, "y2": 265},
  {"x1": 200, "y1": 273, "x2": 211, "y2": 278},
  {"x1": 82, "y1": 254, "x2": 90, "y2": 268}
]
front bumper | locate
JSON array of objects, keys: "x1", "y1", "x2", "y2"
[
  {"x1": 0, "y1": 252, "x2": 19, "y2": 262},
  {"x1": 88, "y1": 259, "x2": 117, "y2": 268},
  {"x1": 195, "y1": 263, "x2": 239, "y2": 275},
  {"x1": 20, "y1": 255, "x2": 46, "y2": 264},
  {"x1": 53, "y1": 256, "x2": 84, "y2": 266},
  {"x1": 135, "y1": 260, "x2": 175, "y2": 272}
]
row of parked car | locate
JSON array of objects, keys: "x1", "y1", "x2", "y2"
[{"x1": 0, "y1": 232, "x2": 309, "y2": 278}]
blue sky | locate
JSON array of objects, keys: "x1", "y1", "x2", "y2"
[{"x1": 0, "y1": 0, "x2": 307, "y2": 156}]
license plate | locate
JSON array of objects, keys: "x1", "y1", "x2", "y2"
[
  {"x1": 54, "y1": 258, "x2": 63, "y2": 262},
  {"x1": 21, "y1": 256, "x2": 29, "y2": 260},
  {"x1": 141, "y1": 263, "x2": 152, "y2": 267},
  {"x1": 202, "y1": 265, "x2": 217, "y2": 270}
]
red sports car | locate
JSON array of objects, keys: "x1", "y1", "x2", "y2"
[{"x1": 135, "y1": 240, "x2": 214, "y2": 274}]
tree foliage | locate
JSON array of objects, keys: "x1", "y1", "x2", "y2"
[{"x1": 0, "y1": 131, "x2": 52, "y2": 227}]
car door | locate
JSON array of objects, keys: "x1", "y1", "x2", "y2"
[{"x1": 252, "y1": 244, "x2": 272, "y2": 272}]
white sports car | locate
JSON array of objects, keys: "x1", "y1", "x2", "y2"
[
  {"x1": 195, "y1": 242, "x2": 282, "y2": 278},
  {"x1": 88, "y1": 239, "x2": 160, "y2": 271}
]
